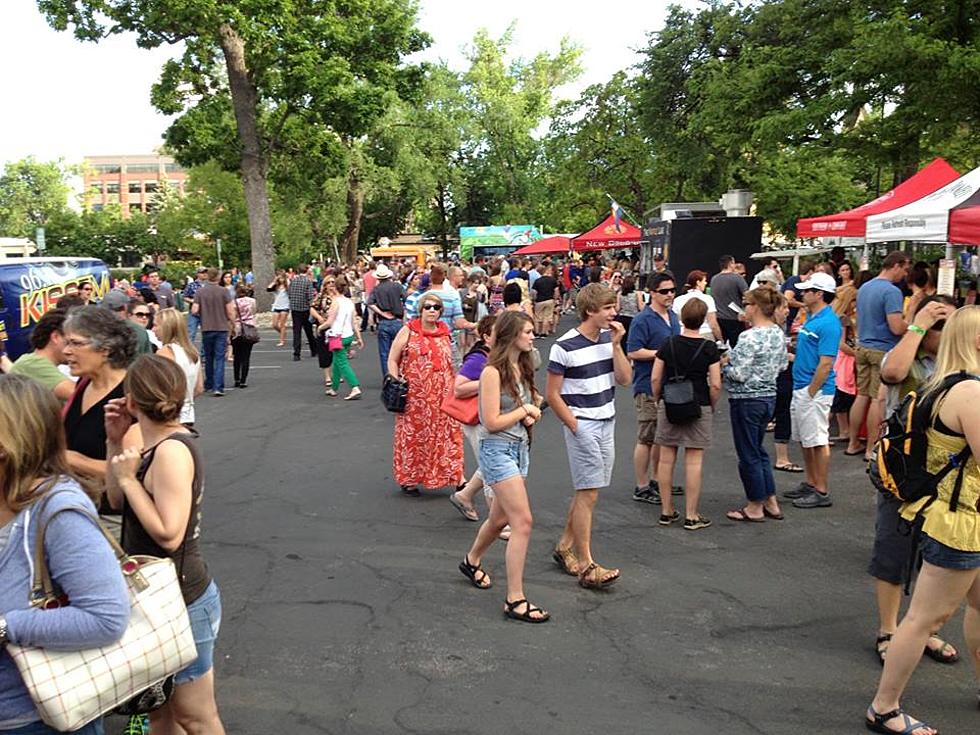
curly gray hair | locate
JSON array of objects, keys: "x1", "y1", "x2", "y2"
[{"x1": 63, "y1": 305, "x2": 137, "y2": 369}]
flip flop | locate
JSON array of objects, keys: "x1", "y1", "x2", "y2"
[
  {"x1": 726, "y1": 508, "x2": 765, "y2": 523},
  {"x1": 449, "y1": 492, "x2": 479, "y2": 522},
  {"x1": 763, "y1": 507, "x2": 785, "y2": 520},
  {"x1": 774, "y1": 463, "x2": 804, "y2": 473},
  {"x1": 843, "y1": 448, "x2": 866, "y2": 456}
]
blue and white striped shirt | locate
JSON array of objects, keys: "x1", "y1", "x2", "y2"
[{"x1": 547, "y1": 328, "x2": 617, "y2": 420}]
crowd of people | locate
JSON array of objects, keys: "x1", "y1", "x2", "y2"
[{"x1": 0, "y1": 243, "x2": 978, "y2": 734}]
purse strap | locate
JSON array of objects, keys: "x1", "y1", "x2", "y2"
[
  {"x1": 668, "y1": 337, "x2": 706, "y2": 383},
  {"x1": 26, "y1": 485, "x2": 148, "y2": 607},
  {"x1": 234, "y1": 297, "x2": 246, "y2": 333}
]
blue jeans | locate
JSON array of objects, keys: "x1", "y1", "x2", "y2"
[
  {"x1": 730, "y1": 397, "x2": 777, "y2": 502},
  {"x1": 377, "y1": 318, "x2": 402, "y2": 378},
  {"x1": 202, "y1": 330, "x2": 228, "y2": 393},
  {"x1": 187, "y1": 312, "x2": 201, "y2": 345},
  {"x1": 6, "y1": 720, "x2": 103, "y2": 734},
  {"x1": 176, "y1": 580, "x2": 221, "y2": 685}
]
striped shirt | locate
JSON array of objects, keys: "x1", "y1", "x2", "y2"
[{"x1": 547, "y1": 328, "x2": 617, "y2": 420}]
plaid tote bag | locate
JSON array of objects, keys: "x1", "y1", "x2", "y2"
[{"x1": 7, "y1": 499, "x2": 198, "y2": 731}]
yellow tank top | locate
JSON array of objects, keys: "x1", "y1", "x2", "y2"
[{"x1": 901, "y1": 425, "x2": 980, "y2": 551}]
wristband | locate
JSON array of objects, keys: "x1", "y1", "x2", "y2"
[{"x1": 908, "y1": 324, "x2": 927, "y2": 337}]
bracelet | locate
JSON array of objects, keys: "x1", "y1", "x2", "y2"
[{"x1": 908, "y1": 324, "x2": 927, "y2": 337}]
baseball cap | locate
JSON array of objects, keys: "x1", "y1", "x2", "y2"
[
  {"x1": 797, "y1": 271, "x2": 837, "y2": 294},
  {"x1": 375, "y1": 264, "x2": 393, "y2": 280},
  {"x1": 196, "y1": 266, "x2": 208, "y2": 273},
  {"x1": 101, "y1": 290, "x2": 130, "y2": 310}
]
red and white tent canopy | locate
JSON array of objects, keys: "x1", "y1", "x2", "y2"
[
  {"x1": 796, "y1": 158, "x2": 960, "y2": 239},
  {"x1": 867, "y1": 165, "x2": 980, "y2": 243},
  {"x1": 570, "y1": 215, "x2": 643, "y2": 251}
]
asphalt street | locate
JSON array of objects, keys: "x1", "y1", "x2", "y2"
[{"x1": 182, "y1": 316, "x2": 976, "y2": 735}]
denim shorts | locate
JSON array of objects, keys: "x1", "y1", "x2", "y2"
[
  {"x1": 920, "y1": 534, "x2": 980, "y2": 570},
  {"x1": 176, "y1": 580, "x2": 222, "y2": 685},
  {"x1": 478, "y1": 438, "x2": 529, "y2": 488}
]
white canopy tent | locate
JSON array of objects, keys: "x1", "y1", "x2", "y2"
[{"x1": 866, "y1": 166, "x2": 980, "y2": 251}]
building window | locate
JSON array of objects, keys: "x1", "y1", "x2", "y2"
[
  {"x1": 129, "y1": 203, "x2": 143, "y2": 213},
  {"x1": 143, "y1": 181, "x2": 159, "y2": 194},
  {"x1": 94, "y1": 164, "x2": 121, "y2": 174},
  {"x1": 146, "y1": 200, "x2": 160, "y2": 213},
  {"x1": 89, "y1": 182, "x2": 103, "y2": 193},
  {"x1": 126, "y1": 163, "x2": 160, "y2": 174},
  {"x1": 166, "y1": 180, "x2": 183, "y2": 190},
  {"x1": 105, "y1": 182, "x2": 120, "y2": 194},
  {"x1": 129, "y1": 182, "x2": 142, "y2": 194},
  {"x1": 164, "y1": 163, "x2": 184, "y2": 173}
]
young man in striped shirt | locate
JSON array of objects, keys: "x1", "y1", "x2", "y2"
[{"x1": 547, "y1": 283, "x2": 632, "y2": 589}]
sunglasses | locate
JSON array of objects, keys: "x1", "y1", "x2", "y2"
[
  {"x1": 132, "y1": 311, "x2": 150, "y2": 318},
  {"x1": 421, "y1": 304, "x2": 443, "y2": 312},
  {"x1": 653, "y1": 288, "x2": 676, "y2": 295}
]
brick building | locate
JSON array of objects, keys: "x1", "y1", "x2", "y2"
[{"x1": 82, "y1": 154, "x2": 187, "y2": 217}]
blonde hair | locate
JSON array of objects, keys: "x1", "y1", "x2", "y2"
[
  {"x1": 0, "y1": 374, "x2": 95, "y2": 511},
  {"x1": 923, "y1": 306, "x2": 980, "y2": 397},
  {"x1": 576, "y1": 283, "x2": 616, "y2": 321},
  {"x1": 154, "y1": 308, "x2": 199, "y2": 363},
  {"x1": 124, "y1": 354, "x2": 187, "y2": 423}
]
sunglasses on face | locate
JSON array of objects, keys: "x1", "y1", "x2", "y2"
[
  {"x1": 132, "y1": 311, "x2": 150, "y2": 318},
  {"x1": 654, "y1": 288, "x2": 676, "y2": 295},
  {"x1": 421, "y1": 303, "x2": 443, "y2": 312}
]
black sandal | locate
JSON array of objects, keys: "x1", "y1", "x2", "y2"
[
  {"x1": 865, "y1": 706, "x2": 937, "y2": 734},
  {"x1": 504, "y1": 598, "x2": 550, "y2": 623},
  {"x1": 923, "y1": 636, "x2": 959, "y2": 664},
  {"x1": 875, "y1": 633, "x2": 892, "y2": 665},
  {"x1": 458, "y1": 556, "x2": 491, "y2": 589}
]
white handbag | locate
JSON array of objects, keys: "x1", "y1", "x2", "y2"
[{"x1": 6, "y1": 498, "x2": 198, "y2": 731}]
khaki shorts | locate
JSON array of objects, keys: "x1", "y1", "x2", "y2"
[
  {"x1": 533, "y1": 299, "x2": 555, "y2": 324},
  {"x1": 654, "y1": 402, "x2": 714, "y2": 449},
  {"x1": 635, "y1": 393, "x2": 658, "y2": 445},
  {"x1": 855, "y1": 346, "x2": 887, "y2": 398}
]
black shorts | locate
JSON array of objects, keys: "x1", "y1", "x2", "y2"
[
  {"x1": 831, "y1": 389, "x2": 856, "y2": 414},
  {"x1": 316, "y1": 337, "x2": 333, "y2": 369},
  {"x1": 867, "y1": 493, "x2": 917, "y2": 585}
]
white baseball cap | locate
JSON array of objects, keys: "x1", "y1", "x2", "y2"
[{"x1": 797, "y1": 271, "x2": 837, "y2": 294}]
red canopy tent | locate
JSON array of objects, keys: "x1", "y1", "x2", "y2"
[
  {"x1": 511, "y1": 235, "x2": 572, "y2": 255},
  {"x1": 571, "y1": 215, "x2": 643, "y2": 251},
  {"x1": 949, "y1": 187, "x2": 980, "y2": 245},
  {"x1": 796, "y1": 158, "x2": 960, "y2": 239}
]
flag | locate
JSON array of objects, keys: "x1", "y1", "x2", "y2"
[{"x1": 610, "y1": 199, "x2": 624, "y2": 232}]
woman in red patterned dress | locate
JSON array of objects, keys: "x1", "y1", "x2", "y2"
[{"x1": 387, "y1": 293, "x2": 464, "y2": 495}]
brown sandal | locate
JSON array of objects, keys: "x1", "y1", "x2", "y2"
[
  {"x1": 552, "y1": 546, "x2": 581, "y2": 576},
  {"x1": 578, "y1": 562, "x2": 620, "y2": 589}
]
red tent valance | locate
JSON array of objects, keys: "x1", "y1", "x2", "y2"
[
  {"x1": 796, "y1": 158, "x2": 960, "y2": 239},
  {"x1": 570, "y1": 215, "x2": 643, "y2": 250},
  {"x1": 949, "y1": 187, "x2": 980, "y2": 245},
  {"x1": 511, "y1": 236, "x2": 572, "y2": 255}
]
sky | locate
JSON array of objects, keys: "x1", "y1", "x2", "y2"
[{"x1": 0, "y1": 0, "x2": 692, "y2": 167}]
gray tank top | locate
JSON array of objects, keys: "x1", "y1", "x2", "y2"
[{"x1": 479, "y1": 377, "x2": 530, "y2": 442}]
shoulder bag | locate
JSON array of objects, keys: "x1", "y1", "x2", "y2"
[
  {"x1": 6, "y1": 492, "x2": 198, "y2": 731},
  {"x1": 235, "y1": 299, "x2": 260, "y2": 344},
  {"x1": 382, "y1": 374, "x2": 409, "y2": 413},
  {"x1": 440, "y1": 383, "x2": 479, "y2": 425},
  {"x1": 662, "y1": 338, "x2": 707, "y2": 425}
]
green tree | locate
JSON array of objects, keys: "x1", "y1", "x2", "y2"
[
  {"x1": 40, "y1": 0, "x2": 428, "y2": 304},
  {"x1": 0, "y1": 157, "x2": 74, "y2": 238}
]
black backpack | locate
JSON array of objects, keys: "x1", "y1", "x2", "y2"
[
  {"x1": 662, "y1": 338, "x2": 707, "y2": 425},
  {"x1": 869, "y1": 371, "x2": 978, "y2": 512}
]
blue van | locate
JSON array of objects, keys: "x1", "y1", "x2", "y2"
[{"x1": 0, "y1": 257, "x2": 111, "y2": 360}]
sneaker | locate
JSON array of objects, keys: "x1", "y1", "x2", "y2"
[
  {"x1": 793, "y1": 491, "x2": 832, "y2": 509},
  {"x1": 683, "y1": 516, "x2": 712, "y2": 531},
  {"x1": 658, "y1": 511, "x2": 680, "y2": 526},
  {"x1": 633, "y1": 485, "x2": 661, "y2": 505},
  {"x1": 213, "y1": 391, "x2": 224, "y2": 397},
  {"x1": 783, "y1": 482, "x2": 815, "y2": 499}
]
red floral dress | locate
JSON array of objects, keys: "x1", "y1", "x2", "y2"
[{"x1": 393, "y1": 320, "x2": 464, "y2": 489}]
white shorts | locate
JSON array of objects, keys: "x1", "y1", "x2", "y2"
[{"x1": 790, "y1": 387, "x2": 833, "y2": 448}]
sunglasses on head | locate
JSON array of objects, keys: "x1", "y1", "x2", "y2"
[{"x1": 654, "y1": 288, "x2": 675, "y2": 295}]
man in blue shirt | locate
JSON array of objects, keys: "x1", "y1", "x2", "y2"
[
  {"x1": 784, "y1": 272, "x2": 841, "y2": 508},
  {"x1": 846, "y1": 251, "x2": 910, "y2": 458},
  {"x1": 626, "y1": 271, "x2": 681, "y2": 504},
  {"x1": 183, "y1": 266, "x2": 210, "y2": 345}
]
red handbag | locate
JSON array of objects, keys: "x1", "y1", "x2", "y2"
[{"x1": 440, "y1": 384, "x2": 479, "y2": 425}]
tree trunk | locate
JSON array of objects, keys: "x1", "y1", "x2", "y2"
[
  {"x1": 219, "y1": 23, "x2": 275, "y2": 310},
  {"x1": 340, "y1": 166, "x2": 364, "y2": 263}
]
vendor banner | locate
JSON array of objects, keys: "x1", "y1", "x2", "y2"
[
  {"x1": 867, "y1": 165, "x2": 980, "y2": 243},
  {"x1": 459, "y1": 225, "x2": 542, "y2": 260}
]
